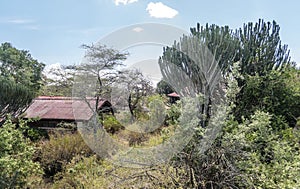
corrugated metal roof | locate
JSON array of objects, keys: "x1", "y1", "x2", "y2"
[
  {"x1": 24, "y1": 96, "x2": 111, "y2": 121},
  {"x1": 167, "y1": 92, "x2": 180, "y2": 98}
]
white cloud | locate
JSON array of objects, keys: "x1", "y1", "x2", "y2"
[
  {"x1": 132, "y1": 27, "x2": 144, "y2": 32},
  {"x1": 146, "y1": 2, "x2": 178, "y2": 18},
  {"x1": 114, "y1": 0, "x2": 138, "y2": 6},
  {"x1": 7, "y1": 18, "x2": 35, "y2": 24}
]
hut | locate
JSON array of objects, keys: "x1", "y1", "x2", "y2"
[
  {"x1": 24, "y1": 96, "x2": 112, "y2": 129},
  {"x1": 167, "y1": 92, "x2": 180, "y2": 104}
]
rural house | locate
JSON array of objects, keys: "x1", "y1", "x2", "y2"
[
  {"x1": 167, "y1": 92, "x2": 180, "y2": 103},
  {"x1": 24, "y1": 96, "x2": 113, "y2": 129}
]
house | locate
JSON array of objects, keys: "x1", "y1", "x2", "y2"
[
  {"x1": 167, "y1": 92, "x2": 180, "y2": 103},
  {"x1": 24, "y1": 96, "x2": 113, "y2": 129}
]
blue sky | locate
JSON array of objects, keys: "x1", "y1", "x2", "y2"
[{"x1": 0, "y1": 0, "x2": 300, "y2": 67}]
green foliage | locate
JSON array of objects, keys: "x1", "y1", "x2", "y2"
[
  {"x1": 156, "y1": 80, "x2": 174, "y2": 95},
  {"x1": 74, "y1": 44, "x2": 128, "y2": 100},
  {"x1": 0, "y1": 42, "x2": 44, "y2": 120},
  {"x1": 223, "y1": 111, "x2": 300, "y2": 188},
  {"x1": 0, "y1": 118, "x2": 42, "y2": 188},
  {"x1": 235, "y1": 68, "x2": 300, "y2": 126},
  {"x1": 119, "y1": 69, "x2": 153, "y2": 120},
  {"x1": 18, "y1": 119, "x2": 49, "y2": 141},
  {"x1": 146, "y1": 94, "x2": 166, "y2": 105},
  {"x1": 1, "y1": 21, "x2": 295, "y2": 188},
  {"x1": 103, "y1": 115, "x2": 124, "y2": 134},
  {"x1": 166, "y1": 100, "x2": 181, "y2": 125},
  {"x1": 160, "y1": 19, "x2": 293, "y2": 124},
  {"x1": 190, "y1": 22, "x2": 239, "y2": 72},
  {"x1": 147, "y1": 95, "x2": 166, "y2": 127},
  {"x1": 237, "y1": 19, "x2": 290, "y2": 76},
  {"x1": 0, "y1": 78, "x2": 34, "y2": 119},
  {"x1": 52, "y1": 155, "x2": 189, "y2": 189},
  {"x1": 35, "y1": 132, "x2": 94, "y2": 180},
  {"x1": 0, "y1": 42, "x2": 45, "y2": 93},
  {"x1": 190, "y1": 19, "x2": 291, "y2": 76},
  {"x1": 51, "y1": 155, "x2": 104, "y2": 189}
]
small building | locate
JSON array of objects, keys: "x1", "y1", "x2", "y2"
[
  {"x1": 167, "y1": 92, "x2": 180, "y2": 104},
  {"x1": 24, "y1": 96, "x2": 113, "y2": 129}
]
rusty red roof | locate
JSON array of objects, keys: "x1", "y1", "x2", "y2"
[
  {"x1": 167, "y1": 92, "x2": 180, "y2": 98},
  {"x1": 24, "y1": 96, "x2": 111, "y2": 121}
]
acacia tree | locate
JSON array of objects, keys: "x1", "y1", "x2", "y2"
[
  {"x1": 73, "y1": 44, "x2": 128, "y2": 115},
  {"x1": 0, "y1": 43, "x2": 44, "y2": 121},
  {"x1": 117, "y1": 69, "x2": 153, "y2": 120}
]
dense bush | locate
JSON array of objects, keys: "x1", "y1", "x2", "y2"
[
  {"x1": 0, "y1": 119, "x2": 42, "y2": 188},
  {"x1": 161, "y1": 63, "x2": 300, "y2": 188},
  {"x1": 1, "y1": 20, "x2": 299, "y2": 188},
  {"x1": 235, "y1": 68, "x2": 300, "y2": 126},
  {"x1": 166, "y1": 101, "x2": 181, "y2": 125},
  {"x1": 52, "y1": 155, "x2": 186, "y2": 189},
  {"x1": 20, "y1": 120, "x2": 49, "y2": 141},
  {"x1": 223, "y1": 111, "x2": 300, "y2": 188},
  {"x1": 35, "y1": 132, "x2": 94, "y2": 181},
  {"x1": 156, "y1": 80, "x2": 174, "y2": 95},
  {"x1": 102, "y1": 115, "x2": 124, "y2": 134}
]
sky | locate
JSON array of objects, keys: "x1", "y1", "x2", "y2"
[{"x1": 1, "y1": 0, "x2": 300, "y2": 70}]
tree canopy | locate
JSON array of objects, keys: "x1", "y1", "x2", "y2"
[
  {"x1": 0, "y1": 78, "x2": 34, "y2": 120},
  {"x1": 0, "y1": 43, "x2": 44, "y2": 120},
  {"x1": 72, "y1": 44, "x2": 128, "y2": 116},
  {"x1": 159, "y1": 19, "x2": 296, "y2": 124},
  {"x1": 0, "y1": 42, "x2": 45, "y2": 93},
  {"x1": 189, "y1": 19, "x2": 291, "y2": 76}
]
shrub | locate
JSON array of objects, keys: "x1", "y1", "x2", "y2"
[
  {"x1": 166, "y1": 101, "x2": 181, "y2": 125},
  {"x1": 35, "y1": 132, "x2": 94, "y2": 180},
  {"x1": 0, "y1": 118, "x2": 42, "y2": 188},
  {"x1": 19, "y1": 121, "x2": 49, "y2": 141},
  {"x1": 223, "y1": 111, "x2": 300, "y2": 188},
  {"x1": 235, "y1": 68, "x2": 300, "y2": 126},
  {"x1": 127, "y1": 131, "x2": 149, "y2": 146},
  {"x1": 115, "y1": 129, "x2": 148, "y2": 146},
  {"x1": 52, "y1": 155, "x2": 186, "y2": 189},
  {"x1": 102, "y1": 115, "x2": 124, "y2": 134}
]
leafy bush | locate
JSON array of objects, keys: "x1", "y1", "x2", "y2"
[
  {"x1": 35, "y1": 132, "x2": 94, "y2": 180},
  {"x1": 166, "y1": 101, "x2": 181, "y2": 125},
  {"x1": 19, "y1": 120, "x2": 49, "y2": 141},
  {"x1": 223, "y1": 111, "x2": 300, "y2": 188},
  {"x1": 0, "y1": 118, "x2": 42, "y2": 188},
  {"x1": 235, "y1": 68, "x2": 300, "y2": 126},
  {"x1": 102, "y1": 115, "x2": 124, "y2": 134}
]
